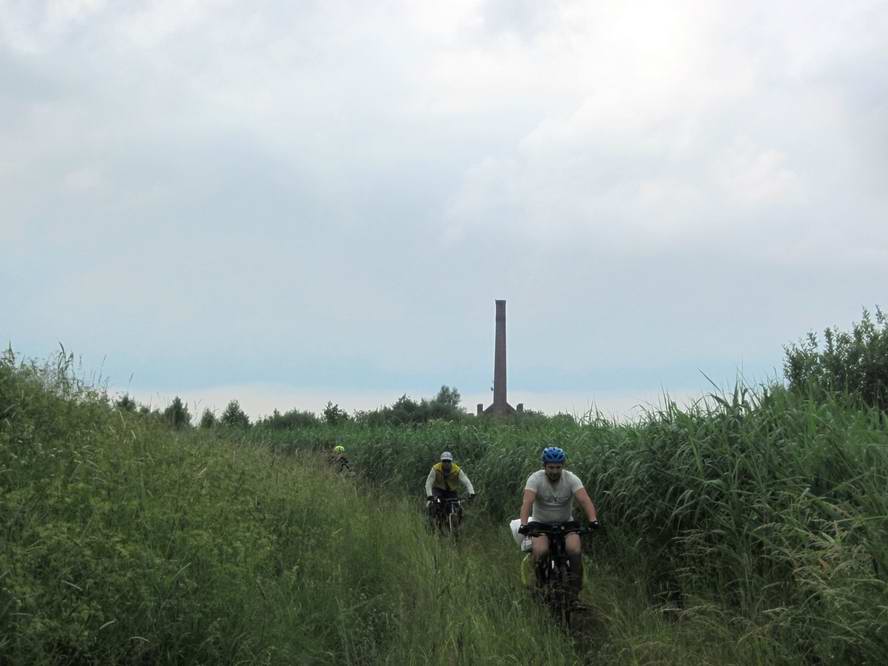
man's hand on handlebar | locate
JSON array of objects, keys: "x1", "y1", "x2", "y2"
[{"x1": 517, "y1": 523, "x2": 529, "y2": 535}]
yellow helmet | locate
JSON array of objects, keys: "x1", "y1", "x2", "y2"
[{"x1": 333, "y1": 445, "x2": 345, "y2": 454}]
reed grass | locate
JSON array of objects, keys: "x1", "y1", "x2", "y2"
[
  {"x1": 4, "y1": 350, "x2": 886, "y2": 663},
  {"x1": 1, "y1": 352, "x2": 579, "y2": 664},
  {"x1": 255, "y1": 384, "x2": 888, "y2": 663}
]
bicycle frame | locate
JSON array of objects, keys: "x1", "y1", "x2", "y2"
[
  {"x1": 429, "y1": 495, "x2": 469, "y2": 535},
  {"x1": 521, "y1": 521, "x2": 589, "y2": 626}
]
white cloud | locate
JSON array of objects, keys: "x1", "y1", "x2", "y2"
[
  {"x1": 115, "y1": 0, "x2": 223, "y2": 49},
  {"x1": 62, "y1": 164, "x2": 105, "y2": 192},
  {"x1": 3, "y1": 0, "x2": 888, "y2": 405},
  {"x1": 0, "y1": 0, "x2": 112, "y2": 54},
  {"x1": 716, "y1": 140, "x2": 805, "y2": 205}
]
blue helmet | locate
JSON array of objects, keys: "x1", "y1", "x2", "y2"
[{"x1": 541, "y1": 446, "x2": 566, "y2": 464}]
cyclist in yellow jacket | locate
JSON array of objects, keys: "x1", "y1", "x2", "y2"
[
  {"x1": 328, "y1": 445, "x2": 350, "y2": 474},
  {"x1": 425, "y1": 451, "x2": 475, "y2": 520}
]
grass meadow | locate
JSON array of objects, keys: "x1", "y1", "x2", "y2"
[
  {"x1": 2, "y1": 350, "x2": 887, "y2": 664},
  {"x1": 256, "y1": 385, "x2": 888, "y2": 664}
]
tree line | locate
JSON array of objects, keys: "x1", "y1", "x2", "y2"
[
  {"x1": 118, "y1": 306, "x2": 888, "y2": 431},
  {"x1": 115, "y1": 385, "x2": 495, "y2": 431}
]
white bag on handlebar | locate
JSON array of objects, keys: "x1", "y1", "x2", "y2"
[{"x1": 509, "y1": 518, "x2": 532, "y2": 552}]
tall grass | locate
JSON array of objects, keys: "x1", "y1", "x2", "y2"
[
  {"x1": 1, "y1": 351, "x2": 581, "y2": 664},
  {"x1": 254, "y1": 385, "x2": 888, "y2": 663},
  {"x1": 5, "y1": 348, "x2": 887, "y2": 663}
]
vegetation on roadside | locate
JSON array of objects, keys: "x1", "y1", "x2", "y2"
[
  {"x1": 248, "y1": 308, "x2": 888, "y2": 663},
  {"x1": 0, "y1": 351, "x2": 578, "y2": 664},
  {"x1": 3, "y1": 307, "x2": 888, "y2": 663},
  {"x1": 253, "y1": 386, "x2": 888, "y2": 663},
  {"x1": 784, "y1": 306, "x2": 888, "y2": 411}
]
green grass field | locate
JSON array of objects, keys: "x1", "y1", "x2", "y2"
[{"x1": 2, "y1": 351, "x2": 887, "y2": 664}]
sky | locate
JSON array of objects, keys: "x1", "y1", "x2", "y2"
[{"x1": 3, "y1": 0, "x2": 887, "y2": 421}]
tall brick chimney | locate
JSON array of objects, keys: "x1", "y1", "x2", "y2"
[
  {"x1": 484, "y1": 299, "x2": 515, "y2": 416},
  {"x1": 493, "y1": 300, "x2": 508, "y2": 409}
]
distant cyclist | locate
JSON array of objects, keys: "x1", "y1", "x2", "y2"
[
  {"x1": 329, "y1": 445, "x2": 351, "y2": 474},
  {"x1": 518, "y1": 446, "x2": 599, "y2": 593},
  {"x1": 425, "y1": 451, "x2": 475, "y2": 520}
]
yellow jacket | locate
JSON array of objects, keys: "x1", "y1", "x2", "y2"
[{"x1": 425, "y1": 462, "x2": 475, "y2": 494}]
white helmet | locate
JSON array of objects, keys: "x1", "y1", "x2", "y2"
[{"x1": 440, "y1": 451, "x2": 453, "y2": 461}]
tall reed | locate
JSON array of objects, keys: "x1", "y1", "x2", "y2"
[
  {"x1": 253, "y1": 384, "x2": 888, "y2": 662},
  {"x1": 2, "y1": 352, "x2": 581, "y2": 664}
]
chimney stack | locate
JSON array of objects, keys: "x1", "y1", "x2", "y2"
[
  {"x1": 493, "y1": 300, "x2": 507, "y2": 409},
  {"x1": 483, "y1": 299, "x2": 515, "y2": 416}
]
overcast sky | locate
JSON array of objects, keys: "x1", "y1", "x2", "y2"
[{"x1": 3, "y1": 0, "x2": 887, "y2": 420}]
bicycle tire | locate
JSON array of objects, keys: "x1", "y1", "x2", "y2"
[
  {"x1": 543, "y1": 560, "x2": 571, "y2": 627},
  {"x1": 558, "y1": 561, "x2": 572, "y2": 627},
  {"x1": 447, "y1": 510, "x2": 457, "y2": 537}
]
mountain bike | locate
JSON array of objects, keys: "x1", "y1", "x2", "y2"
[
  {"x1": 428, "y1": 495, "x2": 471, "y2": 538},
  {"x1": 519, "y1": 521, "x2": 591, "y2": 627},
  {"x1": 328, "y1": 455, "x2": 353, "y2": 477}
]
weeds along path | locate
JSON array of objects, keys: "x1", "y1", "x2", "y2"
[
  {"x1": 334, "y1": 458, "x2": 802, "y2": 666},
  {"x1": 261, "y1": 404, "x2": 888, "y2": 665},
  {"x1": 4, "y1": 343, "x2": 870, "y2": 665},
  {"x1": 245, "y1": 450, "x2": 583, "y2": 665},
  {"x1": 1, "y1": 401, "x2": 577, "y2": 664},
  {"x1": 0, "y1": 391, "x2": 781, "y2": 666},
  {"x1": 1, "y1": 427, "x2": 817, "y2": 666}
]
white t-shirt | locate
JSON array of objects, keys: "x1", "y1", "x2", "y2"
[{"x1": 524, "y1": 469, "x2": 584, "y2": 523}]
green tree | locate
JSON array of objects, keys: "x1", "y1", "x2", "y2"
[
  {"x1": 428, "y1": 385, "x2": 465, "y2": 420},
  {"x1": 352, "y1": 387, "x2": 466, "y2": 426},
  {"x1": 115, "y1": 394, "x2": 137, "y2": 412},
  {"x1": 199, "y1": 408, "x2": 217, "y2": 429},
  {"x1": 163, "y1": 396, "x2": 192, "y2": 429},
  {"x1": 784, "y1": 306, "x2": 888, "y2": 410},
  {"x1": 258, "y1": 408, "x2": 320, "y2": 429},
  {"x1": 323, "y1": 401, "x2": 349, "y2": 426},
  {"x1": 220, "y1": 400, "x2": 250, "y2": 428},
  {"x1": 433, "y1": 385, "x2": 461, "y2": 410}
]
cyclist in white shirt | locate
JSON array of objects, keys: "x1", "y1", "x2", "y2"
[{"x1": 518, "y1": 446, "x2": 599, "y2": 591}]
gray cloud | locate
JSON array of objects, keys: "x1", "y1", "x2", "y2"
[{"x1": 3, "y1": 1, "x2": 887, "y2": 413}]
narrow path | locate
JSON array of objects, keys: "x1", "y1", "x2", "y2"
[{"x1": 330, "y1": 453, "x2": 791, "y2": 665}]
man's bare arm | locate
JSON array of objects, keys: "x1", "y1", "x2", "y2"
[
  {"x1": 520, "y1": 489, "x2": 536, "y2": 524},
  {"x1": 575, "y1": 487, "x2": 598, "y2": 522}
]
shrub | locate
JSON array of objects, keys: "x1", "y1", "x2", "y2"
[
  {"x1": 220, "y1": 400, "x2": 250, "y2": 428},
  {"x1": 115, "y1": 394, "x2": 137, "y2": 412},
  {"x1": 322, "y1": 401, "x2": 349, "y2": 425},
  {"x1": 353, "y1": 386, "x2": 466, "y2": 426},
  {"x1": 199, "y1": 408, "x2": 217, "y2": 429},
  {"x1": 163, "y1": 396, "x2": 192, "y2": 429},
  {"x1": 257, "y1": 408, "x2": 320, "y2": 429},
  {"x1": 784, "y1": 306, "x2": 888, "y2": 411}
]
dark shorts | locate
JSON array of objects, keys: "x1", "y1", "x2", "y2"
[{"x1": 431, "y1": 487, "x2": 458, "y2": 501}]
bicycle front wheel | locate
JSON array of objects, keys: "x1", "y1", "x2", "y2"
[
  {"x1": 447, "y1": 511, "x2": 459, "y2": 537},
  {"x1": 553, "y1": 563, "x2": 572, "y2": 627}
]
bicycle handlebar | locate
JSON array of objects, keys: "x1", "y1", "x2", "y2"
[
  {"x1": 430, "y1": 495, "x2": 472, "y2": 504},
  {"x1": 519, "y1": 521, "x2": 590, "y2": 537}
]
